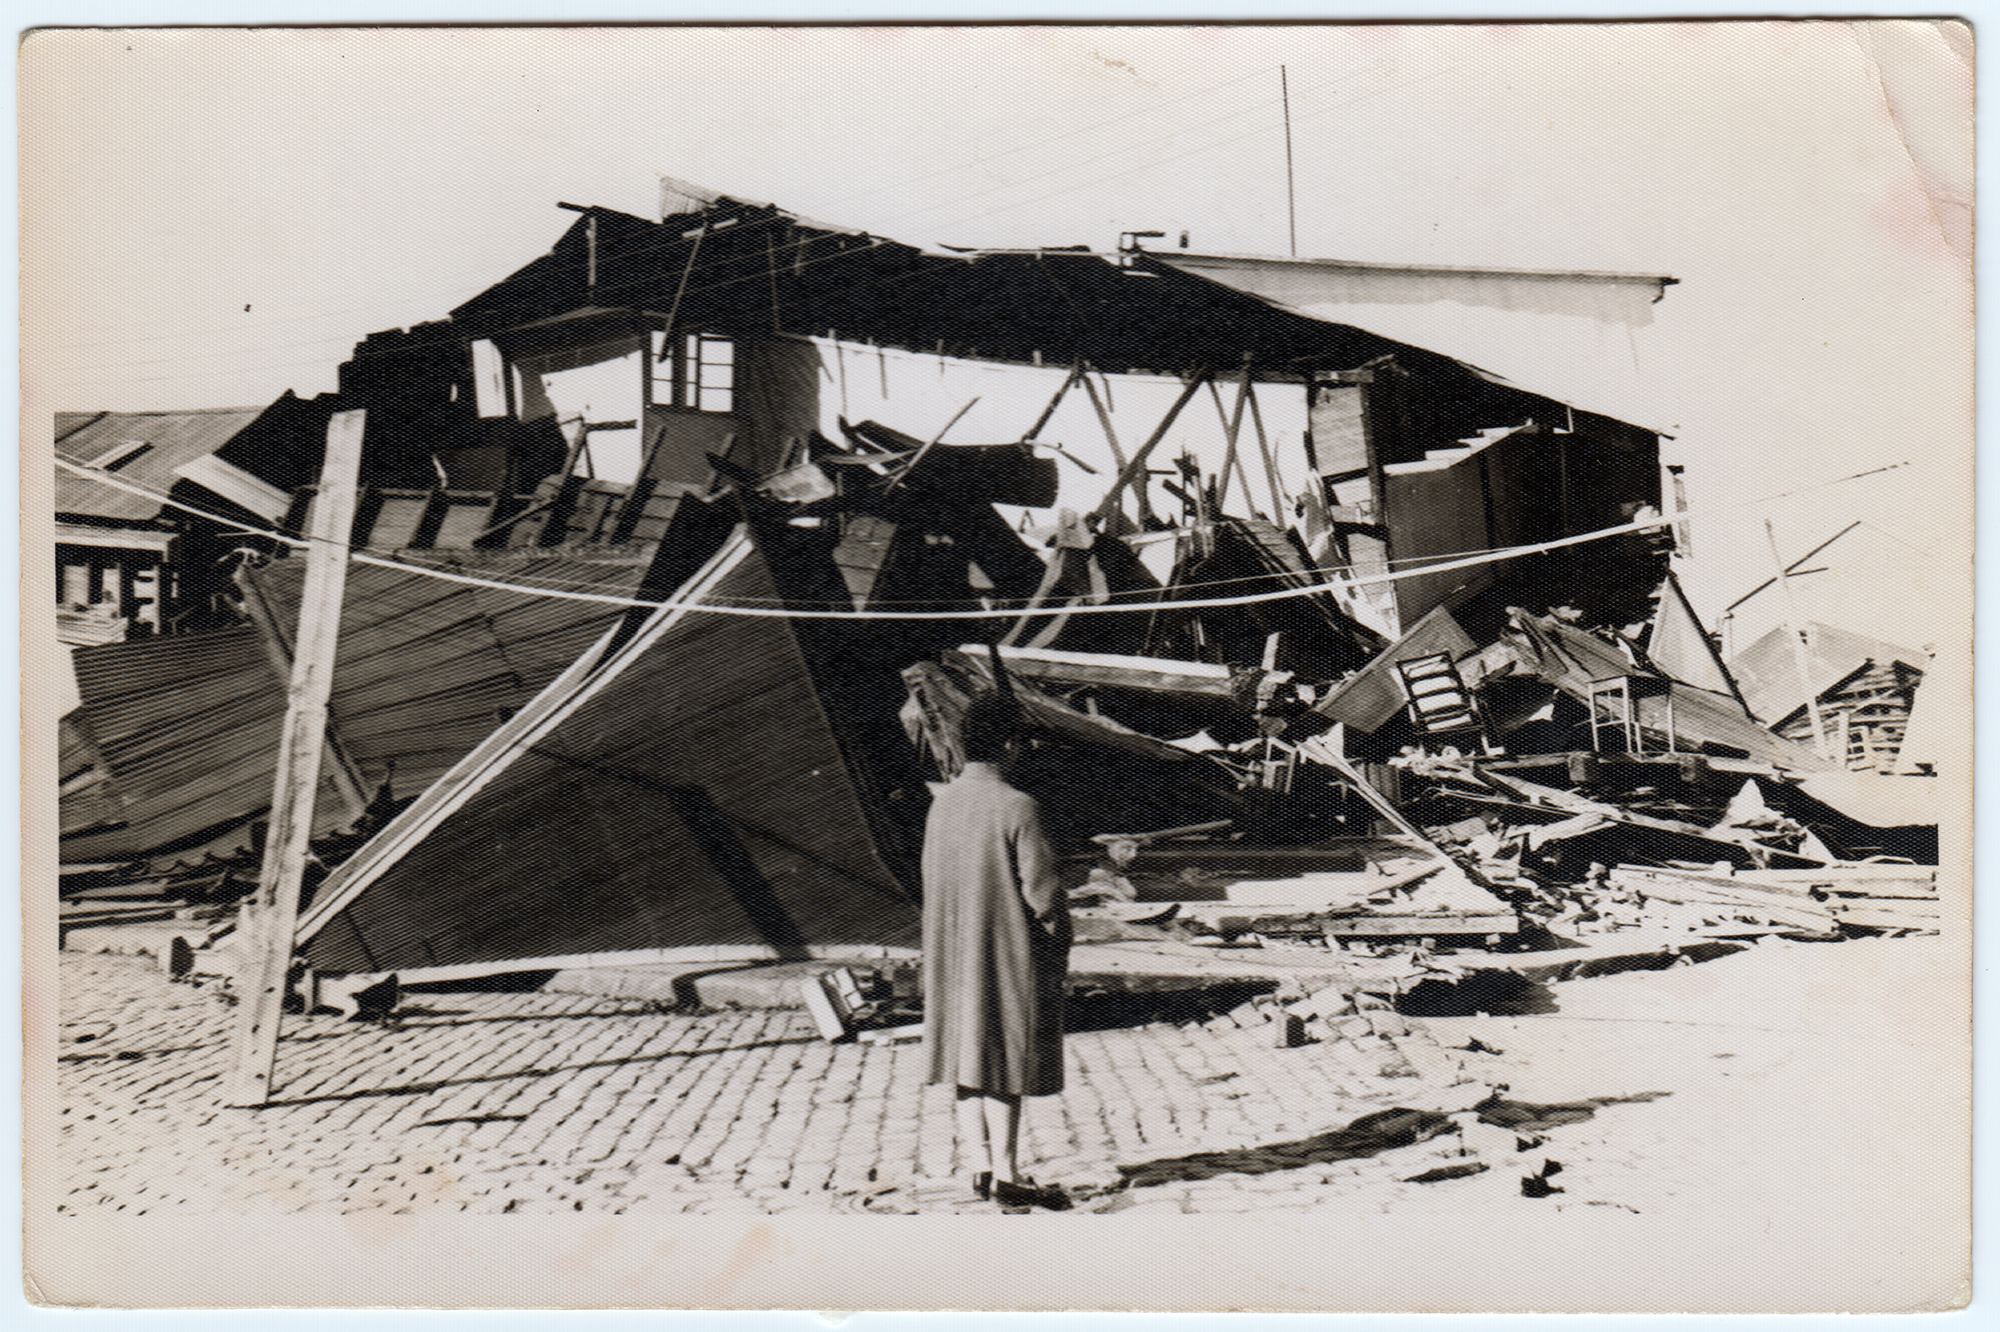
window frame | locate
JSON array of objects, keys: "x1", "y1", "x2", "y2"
[{"x1": 648, "y1": 330, "x2": 736, "y2": 415}]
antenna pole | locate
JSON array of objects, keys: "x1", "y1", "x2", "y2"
[{"x1": 1281, "y1": 65, "x2": 1298, "y2": 257}]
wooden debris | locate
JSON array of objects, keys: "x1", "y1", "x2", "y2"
[
  {"x1": 1608, "y1": 866, "x2": 1841, "y2": 932},
  {"x1": 800, "y1": 974, "x2": 851, "y2": 1041}
]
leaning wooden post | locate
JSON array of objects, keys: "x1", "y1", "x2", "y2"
[
  {"x1": 1244, "y1": 377, "x2": 1288, "y2": 523},
  {"x1": 1763, "y1": 518, "x2": 1833, "y2": 761},
  {"x1": 1207, "y1": 356, "x2": 1254, "y2": 514},
  {"x1": 1089, "y1": 366, "x2": 1214, "y2": 530},
  {"x1": 224, "y1": 409, "x2": 367, "y2": 1107}
]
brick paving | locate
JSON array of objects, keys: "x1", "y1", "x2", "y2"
[{"x1": 48, "y1": 948, "x2": 1692, "y2": 1219}]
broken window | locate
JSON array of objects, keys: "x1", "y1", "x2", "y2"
[
  {"x1": 469, "y1": 339, "x2": 508, "y2": 418},
  {"x1": 510, "y1": 334, "x2": 647, "y2": 483}
]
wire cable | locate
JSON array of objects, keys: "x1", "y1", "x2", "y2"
[
  {"x1": 53, "y1": 453, "x2": 1908, "y2": 621},
  {"x1": 50, "y1": 56, "x2": 1414, "y2": 364}
]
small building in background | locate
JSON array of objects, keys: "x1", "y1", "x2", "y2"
[{"x1": 1731, "y1": 622, "x2": 1927, "y2": 771}]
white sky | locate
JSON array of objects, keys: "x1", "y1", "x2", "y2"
[{"x1": 21, "y1": 21, "x2": 1973, "y2": 650}]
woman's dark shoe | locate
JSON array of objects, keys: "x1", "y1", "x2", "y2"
[
  {"x1": 973, "y1": 1171, "x2": 993, "y2": 1201},
  {"x1": 991, "y1": 1177, "x2": 1071, "y2": 1211}
]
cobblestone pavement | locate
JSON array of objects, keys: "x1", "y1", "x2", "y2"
[{"x1": 46, "y1": 949, "x2": 1715, "y2": 1220}]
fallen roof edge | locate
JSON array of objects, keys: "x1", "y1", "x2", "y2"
[
  {"x1": 1167, "y1": 247, "x2": 1677, "y2": 289},
  {"x1": 294, "y1": 527, "x2": 754, "y2": 946}
]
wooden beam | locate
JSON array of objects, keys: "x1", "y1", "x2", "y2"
[
  {"x1": 951, "y1": 643, "x2": 1291, "y2": 704},
  {"x1": 235, "y1": 556, "x2": 372, "y2": 820},
  {"x1": 1208, "y1": 360, "x2": 1254, "y2": 515},
  {"x1": 1765, "y1": 520, "x2": 1833, "y2": 760},
  {"x1": 1295, "y1": 730, "x2": 1451, "y2": 857},
  {"x1": 293, "y1": 530, "x2": 755, "y2": 946},
  {"x1": 997, "y1": 544, "x2": 1075, "y2": 649},
  {"x1": 1320, "y1": 911, "x2": 1517, "y2": 938},
  {"x1": 1077, "y1": 365, "x2": 1130, "y2": 471},
  {"x1": 882, "y1": 395, "x2": 980, "y2": 494},
  {"x1": 224, "y1": 409, "x2": 366, "y2": 1107},
  {"x1": 1244, "y1": 377, "x2": 1287, "y2": 523},
  {"x1": 1024, "y1": 363, "x2": 1082, "y2": 442},
  {"x1": 1090, "y1": 366, "x2": 1214, "y2": 530}
]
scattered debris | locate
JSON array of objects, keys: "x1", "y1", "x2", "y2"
[
  {"x1": 801, "y1": 967, "x2": 923, "y2": 1044},
  {"x1": 1404, "y1": 1161, "x2": 1491, "y2": 1185},
  {"x1": 1521, "y1": 1160, "x2": 1566, "y2": 1198}
]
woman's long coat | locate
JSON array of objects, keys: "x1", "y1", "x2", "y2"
[{"x1": 921, "y1": 762, "x2": 1070, "y2": 1097}]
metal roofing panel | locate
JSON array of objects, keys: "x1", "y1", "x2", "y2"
[
  {"x1": 54, "y1": 408, "x2": 265, "y2": 522},
  {"x1": 243, "y1": 549, "x2": 652, "y2": 807},
  {"x1": 57, "y1": 713, "x2": 126, "y2": 839},
  {"x1": 299, "y1": 530, "x2": 918, "y2": 974},
  {"x1": 66, "y1": 624, "x2": 351, "y2": 856},
  {"x1": 1155, "y1": 251, "x2": 1676, "y2": 435}
]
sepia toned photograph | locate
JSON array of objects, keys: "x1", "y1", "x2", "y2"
[{"x1": 20, "y1": 20, "x2": 1974, "y2": 1313}]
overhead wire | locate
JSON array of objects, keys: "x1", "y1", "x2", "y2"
[
  {"x1": 54, "y1": 63, "x2": 1288, "y2": 356},
  {"x1": 53, "y1": 453, "x2": 1908, "y2": 621},
  {"x1": 908, "y1": 62, "x2": 1458, "y2": 242},
  {"x1": 51, "y1": 55, "x2": 1419, "y2": 374}
]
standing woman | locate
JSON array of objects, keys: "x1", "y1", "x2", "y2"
[{"x1": 921, "y1": 692, "x2": 1073, "y2": 1210}]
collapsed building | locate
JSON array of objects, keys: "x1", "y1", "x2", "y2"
[{"x1": 56, "y1": 180, "x2": 1939, "y2": 994}]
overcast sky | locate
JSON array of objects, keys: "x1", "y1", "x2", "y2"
[{"x1": 21, "y1": 21, "x2": 1973, "y2": 648}]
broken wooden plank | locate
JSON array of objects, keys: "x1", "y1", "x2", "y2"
[
  {"x1": 1745, "y1": 866, "x2": 1937, "y2": 897},
  {"x1": 1611, "y1": 864, "x2": 1826, "y2": 901},
  {"x1": 951, "y1": 642, "x2": 1294, "y2": 707},
  {"x1": 1295, "y1": 734, "x2": 1453, "y2": 856},
  {"x1": 1090, "y1": 366, "x2": 1214, "y2": 527},
  {"x1": 1606, "y1": 868, "x2": 1840, "y2": 931},
  {"x1": 1480, "y1": 768, "x2": 1839, "y2": 865},
  {"x1": 800, "y1": 974, "x2": 851, "y2": 1042},
  {"x1": 1221, "y1": 860, "x2": 1445, "y2": 905},
  {"x1": 1320, "y1": 911, "x2": 1518, "y2": 938},
  {"x1": 1826, "y1": 902, "x2": 1941, "y2": 932}
]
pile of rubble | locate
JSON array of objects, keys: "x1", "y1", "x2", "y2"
[{"x1": 58, "y1": 374, "x2": 1940, "y2": 1021}]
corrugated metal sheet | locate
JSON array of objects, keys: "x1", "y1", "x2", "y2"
[
  {"x1": 54, "y1": 408, "x2": 265, "y2": 522},
  {"x1": 57, "y1": 713, "x2": 126, "y2": 840},
  {"x1": 61, "y1": 548, "x2": 653, "y2": 866},
  {"x1": 242, "y1": 549, "x2": 654, "y2": 807},
  {"x1": 67, "y1": 626, "x2": 338, "y2": 859},
  {"x1": 300, "y1": 530, "x2": 919, "y2": 974}
]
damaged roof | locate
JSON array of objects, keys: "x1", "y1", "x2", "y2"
[
  {"x1": 296, "y1": 526, "x2": 920, "y2": 976},
  {"x1": 66, "y1": 625, "x2": 321, "y2": 864},
  {"x1": 241, "y1": 548, "x2": 666, "y2": 809},
  {"x1": 55, "y1": 407, "x2": 265, "y2": 523},
  {"x1": 422, "y1": 196, "x2": 1585, "y2": 419},
  {"x1": 61, "y1": 548, "x2": 664, "y2": 870},
  {"x1": 1731, "y1": 622, "x2": 1927, "y2": 728},
  {"x1": 1154, "y1": 250, "x2": 1677, "y2": 434}
]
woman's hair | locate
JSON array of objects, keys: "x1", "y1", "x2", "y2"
[{"x1": 960, "y1": 692, "x2": 1026, "y2": 764}]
